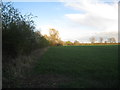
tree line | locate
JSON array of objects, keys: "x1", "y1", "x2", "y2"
[
  {"x1": 89, "y1": 36, "x2": 116, "y2": 44},
  {"x1": 2, "y1": 2, "x2": 49, "y2": 60},
  {"x1": 44, "y1": 28, "x2": 117, "y2": 46},
  {"x1": 2, "y1": 2, "x2": 118, "y2": 88},
  {"x1": 2, "y1": 2, "x2": 118, "y2": 60}
]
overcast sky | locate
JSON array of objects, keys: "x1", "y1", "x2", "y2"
[{"x1": 8, "y1": 0, "x2": 119, "y2": 42}]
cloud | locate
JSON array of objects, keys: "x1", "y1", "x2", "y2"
[
  {"x1": 36, "y1": 0, "x2": 118, "y2": 42},
  {"x1": 64, "y1": 0, "x2": 118, "y2": 32},
  {"x1": 59, "y1": 0, "x2": 118, "y2": 42},
  {"x1": 4, "y1": 0, "x2": 61, "y2": 2}
]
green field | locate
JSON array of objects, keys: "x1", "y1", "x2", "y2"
[{"x1": 33, "y1": 45, "x2": 118, "y2": 88}]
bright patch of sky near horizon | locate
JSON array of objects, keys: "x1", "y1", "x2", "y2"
[{"x1": 10, "y1": 0, "x2": 118, "y2": 43}]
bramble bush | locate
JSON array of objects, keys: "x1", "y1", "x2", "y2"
[{"x1": 2, "y1": 2, "x2": 49, "y2": 60}]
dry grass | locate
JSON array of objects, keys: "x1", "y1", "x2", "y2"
[
  {"x1": 3, "y1": 45, "x2": 118, "y2": 88},
  {"x1": 2, "y1": 47, "x2": 49, "y2": 88},
  {"x1": 17, "y1": 74, "x2": 72, "y2": 88}
]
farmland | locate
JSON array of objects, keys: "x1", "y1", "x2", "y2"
[
  {"x1": 32, "y1": 45, "x2": 118, "y2": 88},
  {"x1": 2, "y1": 2, "x2": 119, "y2": 88}
]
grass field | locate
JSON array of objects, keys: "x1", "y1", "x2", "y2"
[{"x1": 33, "y1": 45, "x2": 118, "y2": 88}]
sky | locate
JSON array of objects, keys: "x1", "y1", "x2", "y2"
[{"x1": 5, "y1": 0, "x2": 119, "y2": 43}]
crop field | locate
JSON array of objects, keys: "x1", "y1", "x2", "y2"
[{"x1": 33, "y1": 45, "x2": 118, "y2": 88}]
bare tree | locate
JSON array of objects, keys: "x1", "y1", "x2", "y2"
[
  {"x1": 89, "y1": 37, "x2": 96, "y2": 43},
  {"x1": 107, "y1": 37, "x2": 116, "y2": 43},
  {"x1": 99, "y1": 37, "x2": 103, "y2": 43},
  {"x1": 74, "y1": 40, "x2": 80, "y2": 45},
  {"x1": 112, "y1": 37, "x2": 116, "y2": 43},
  {"x1": 104, "y1": 41, "x2": 107, "y2": 43}
]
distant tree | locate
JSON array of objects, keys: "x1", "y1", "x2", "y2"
[
  {"x1": 89, "y1": 37, "x2": 96, "y2": 43},
  {"x1": 74, "y1": 40, "x2": 80, "y2": 45},
  {"x1": 107, "y1": 37, "x2": 116, "y2": 43},
  {"x1": 48, "y1": 28, "x2": 61, "y2": 46},
  {"x1": 57, "y1": 40, "x2": 64, "y2": 46},
  {"x1": 99, "y1": 37, "x2": 103, "y2": 43},
  {"x1": 44, "y1": 34, "x2": 50, "y2": 41},
  {"x1": 34, "y1": 31, "x2": 49, "y2": 48},
  {"x1": 104, "y1": 41, "x2": 107, "y2": 43},
  {"x1": 65, "y1": 41, "x2": 73, "y2": 45}
]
